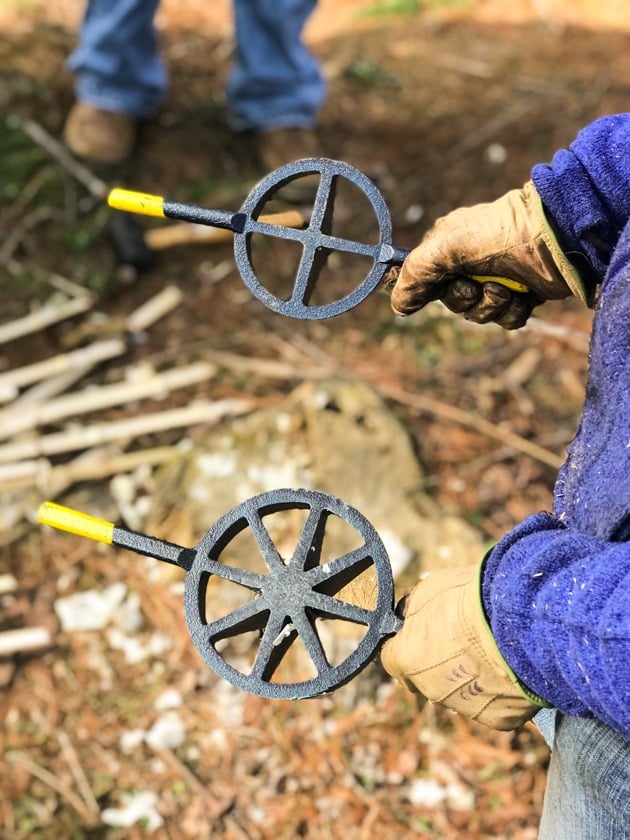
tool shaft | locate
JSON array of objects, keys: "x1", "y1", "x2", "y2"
[
  {"x1": 37, "y1": 501, "x2": 189, "y2": 567},
  {"x1": 108, "y1": 189, "x2": 241, "y2": 232}
]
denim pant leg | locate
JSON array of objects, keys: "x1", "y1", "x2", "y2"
[
  {"x1": 227, "y1": 0, "x2": 326, "y2": 131},
  {"x1": 536, "y1": 711, "x2": 630, "y2": 839},
  {"x1": 68, "y1": 0, "x2": 166, "y2": 118}
]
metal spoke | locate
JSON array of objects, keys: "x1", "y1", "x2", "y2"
[
  {"x1": 246, "y1": 510, "x2": 286, "y2": 573},
  {"x1": 310, "y1": 169, "x2": 336, "y2": 233},
  {"x1": 203, "y1": 596, "x2": 267, "y2": 641},
  {"x1": 249, "y1": 608, "x2": 292, "y2": 680},
  {"x1": 290, "y1": 241, "x2": 321, "y2": 306},
  {"x1": 293, "y1": 503, "x2": 328, "y2": 570},
  {"x1": 305, "y1": 545, "x2": 372, "y2": 590},
  {"x1": 304, "y1": 590, "x2": 372, "y2": 626},
  {"x1": 246, "y1": 219, "x2": 307, "y2": 243},
  {"x1": 202, "y1": 559, "x2": 267, "y2": 592},
  {"x1": 292, "y1": 608, "x2": 330, "y2": 675}
]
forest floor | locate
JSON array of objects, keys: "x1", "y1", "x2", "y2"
[{"x1": 1, "y1": 0, "x2": 628, "y2": 837}]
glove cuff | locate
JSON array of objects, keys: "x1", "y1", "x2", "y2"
[
  {"x1": 475, "y1": 556, "x2": 551, "y2": 708},
  {"x1": 528, "y1": 183, "x2": 588, "y2": 303}
]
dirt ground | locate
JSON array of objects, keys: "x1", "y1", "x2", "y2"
[{"x1": 1, "y1": 1, "x2": 629, "y2": 838}]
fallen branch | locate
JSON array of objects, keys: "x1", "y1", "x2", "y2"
[
  {"x1": 282, "y1": 332, "x2": 566, "y2": 470},
  {"x1": 207, "y1": 349, "x2": 332, "y2": 381},
  {"x1": 0, "y1": 205, "x2": 63, "y2": 265},
  {"x1": 55, "y1": 731, "x2": 100, "y2": 822},
  {"x1": 377, "y1": 382, "x2": 564, "y2": 470},
  {"x1": 524, "y1": 316, "x2": 590, "y2": 351},
  {"x1": 14, "y1": 116, "x2": 108, "y2": 200},
  {"x1": 6, "y1": 750, "x2": 99, "y2": 828}
]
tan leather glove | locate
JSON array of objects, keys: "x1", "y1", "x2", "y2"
[
  {"x1": 380, "y1": 564, "x2": 548, "y2": 730},
  {"x1": 390, "y1": 180, "x2": 586, "y2": 329}
]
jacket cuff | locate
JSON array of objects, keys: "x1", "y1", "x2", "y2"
[{"x1": 476, "y1": 554, "x2": 552, "y2": 708}]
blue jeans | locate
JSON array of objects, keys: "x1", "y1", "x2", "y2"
[
  {"x1": 68, "y1": 0, "x2": 326, "y2": 130},
  {"x1": 535, "y1": 709, "x2": 630, "y2": 839}
]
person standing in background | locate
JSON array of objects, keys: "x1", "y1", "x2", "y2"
[{"x1": 63, "y1": 0, "x2": 325, "y2": 169}]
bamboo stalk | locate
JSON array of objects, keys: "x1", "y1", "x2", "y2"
[
  {"x1": 0, "y1": 360, "x2": 218, "y2": 439},
  {"x1": 125, "y1": 285, "x2": 183, "y2": 333},
  {"x1": 0, "y1": 338, "x2": 125, "y2": 395},
  {"x1": 0, "y1": 626, "x2": 52, "y2": 656},
  {"x1": 0, "y1": 446, "x2": 181, "y2": 494},
  {"x1": 0, "y1": 398, "x2": 253, "y2": 463},
  {"x1": 0, "y1": 460, "x2": 41, "y2": 489},
  {"x1": 0, "y1": 297, "x2": 92, "y2": 345},
  {"x1": 7, "y1": 364, "x2": 93, "y2": 410},
  {"x1": 0, "y1": 574, "x2": 18, "y2": 595}
]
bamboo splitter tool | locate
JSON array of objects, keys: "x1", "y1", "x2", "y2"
[
  {"x1": 109, "y1": 158, "x2": 528, "y2": 320},
  {"x1": 39, "y1": 490, "x2": 402, "y2": 699}
]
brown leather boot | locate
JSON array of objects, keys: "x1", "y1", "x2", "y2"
[{"x1": 63, "y1": 102, "x2": 138, "y2": 165}]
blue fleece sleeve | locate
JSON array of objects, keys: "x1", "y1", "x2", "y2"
[
  {"x1": 482, "y1": 514, "x2": 630, "y2": 739},
  {"x1": 532, "y1": 113, "x2": 630, "y2": 278},
  {"x1": 481, "y1": 176, "x2": 630, "y2": 738}
]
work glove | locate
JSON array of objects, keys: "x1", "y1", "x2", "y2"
[
  {"x1": 390, "y1": 180, "x2": 587, "y2": 329},
  {"x1": 380, "y1": 563, "x2": 548, "y2": 730}
]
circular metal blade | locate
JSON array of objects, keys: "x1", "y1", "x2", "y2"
[
  {"x1": 234, "y1": 158, "x2": 395, "y2": 319},
  {"x1": 183, "y1": 488, "x2": 399, "y2": 699}
]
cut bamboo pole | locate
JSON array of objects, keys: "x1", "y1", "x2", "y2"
[
  {"x1": 7, "y1": 364, "x2": 93, "y2": 410},
  {"x1": 0, "y1": 445, "x2": 181, "y2": 494},
  {"x1": 0, "y1": 460, "x2": 41, "y2": 490},
  {"x1": 0, "y1": 338, "x2": 125, "y2": 397},
  {"x1": 0, "y1": 398, "x2": 253, "y2": 463},
  {"x1": 125, "y1": 285, "x2": 183, "y2": 333},
  {"x1": 0, "y1": 297, "x2": 92, "y2": 345},
  {"x1": 0, "y1": 360, "x2": 218, "y2": 439},
  {"x1": 0, "y1": 626, "x2": 52, "y2": 657},
  {"x1": 0, "y1": 574, "x2": 18, "y2": 595}
]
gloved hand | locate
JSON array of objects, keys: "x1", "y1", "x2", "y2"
[
  {"x1": 390, "y1": 180, "x2": 587, "y2": 329},
  {"x1": 380, "y1": 563, "x2": 548, "y2": 730}
]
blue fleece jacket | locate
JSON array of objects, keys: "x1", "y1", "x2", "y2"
[{"x1": 481, "y1": 114, "x2": 630, "y2": 740}]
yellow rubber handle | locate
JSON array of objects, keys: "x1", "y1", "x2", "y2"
[
  {"x1": 108, "y1": 188, "x2": 166, "y2": 218},
  {"x1": 37, "y1": 501, "x2": 114, "y2": 544},
  {"x1": 470, "y1": 274, "x2": 529, "y2": 294}
]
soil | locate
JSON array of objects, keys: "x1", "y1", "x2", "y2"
[{"x1": 0, "y1": 1, "x2": 628, "y2": 838}]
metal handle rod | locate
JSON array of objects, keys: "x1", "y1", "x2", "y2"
[
  {"x1": 37, "y1": 501, "x2": 190, "y2": 567},
  {"x1": 108, "y1": 189, "x2": 240, "y2": 233}
]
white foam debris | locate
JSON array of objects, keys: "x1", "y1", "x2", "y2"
[
  {"x1": 54, "y1": 582, "x2": 127, "y2": 632},
  {"x1": 144, "y1": 710, "x2": 187, "y2": 750},
  {"x1": 101, "y1": 791, "x2": 163, "y2": 831}
]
